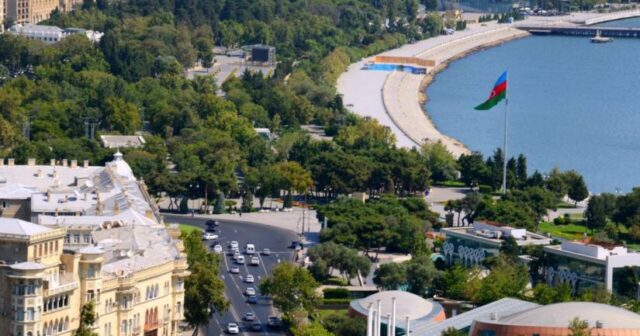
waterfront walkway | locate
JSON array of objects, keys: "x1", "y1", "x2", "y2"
[{"x1": 337, "y1": 10, "x2": 640, "y2": 157}]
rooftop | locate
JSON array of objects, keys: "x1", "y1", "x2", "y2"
[
  {"x1": 413, "y1": 298, "x2": 540, "y2": 335},
  {"x1": 478, "y1": 301, "x2": 640, "y2": 328},
  {"x1": 443, "y1": 221, "x2": 552, "y2": 246},
  {"x1": 0, "y1": 218, "x2": 53, "y2": 237},
  {"x1": 100, "y1": 135, "x2": 146, "y2": 149},
  {"x1": 350, "y1": 290, "x2": 443, "y2": 321},
  {"x1": 544, "y1": 240, "x2": 633, "y2": 261},
  {"x1": 9, "y1": 261, "x2": 46, "y2": 271}
]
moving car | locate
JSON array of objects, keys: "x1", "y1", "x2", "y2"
[
  {"x1": 245, "y1": 243, "x2": 256, "y2": 255},
  {"x1": 244, "y1": 274, "x2": 254, "y2": 283},
  {"x1": 243, "y1": 312, "x2": 256, "y2": 321},
  {"x1": 230, "y1": 266, "x2": 240, "y2": 274},
  {"x1": 236, "y1": 255, "x2": 245, "y2": 264},
  {"x1": 267, "y1": 316, "x2": 281, "y2": 329},
  {"x1": 250, "y1": 256, "x2": 260, "y2": 266},
  {"x1": 202, "y1": 232, "x2": 218, "y2": 240},
  {"x1": 232, "y1": 253, "x2": 241, "y2": 261},
  {"x1": 206, "y1": 219, "x2": 220, "y2": 228},
  {"x1": 245, "y1": 287, "x2": 256, "y2": 296},
  {"x1": 289, "y1": 241, "x2": 303, "y2": 249},
  {"x1": 229, "y1": 241, "x2": 239, "y2": 249},
  {"x1": 251, "y1": 322, "x2": 262, "y2": 331},
  {"x1": 213, "y1": 244, "x2": 223, "y2": 254},
  {"x1": 261, "y1": 248, "x2": 271, "y2": 256},
  {"x1": 227, "y1": 322, "x2": 239, "y2": 334},
  {"x1": 247, "y1": 295, "x2": 258, "y2": 304}
]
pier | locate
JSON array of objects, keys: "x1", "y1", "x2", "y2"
[{"x1": 518, "y1": 26, "x2": 640, "y2": 38}]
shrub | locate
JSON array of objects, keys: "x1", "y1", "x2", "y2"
[{"x1": 323, "y1": 287, "x2": 349, "y2": 299}]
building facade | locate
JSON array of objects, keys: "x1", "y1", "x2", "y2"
[
  {"x1": 0, "y1": 153, "x2": 188, "y2": 336},
  {"x1": 543, "y1": 241, "x2": 640, "y2": 297},
  {"x1": 5, "y1": 0, "x2": 81, "y2": 26},
  {"x1": 441, "y1": 221, "x2": 551, "y2": 266}
]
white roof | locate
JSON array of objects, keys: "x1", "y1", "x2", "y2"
[
  {"x1": 479, "y1": 301, "x2": 640, "y2": 328},
  {"x1": 0, "y1": 218, "x2": 52, "y2": 237},
  {"x1": 10, "y1": 261, "x2": 46, "y2": 271},
  {"x1": 0, "y1": 183, "x2": 38, "y2": 199},
  {"x1": 100, "y1": 135, "x2": 145, "y2": 149},
  {"x1": 351, "y1": 290, "x2": 441, "y2": 321}
]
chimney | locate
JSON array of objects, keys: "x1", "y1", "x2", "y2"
[
  {"x1": 70, "y1": 160, "x2": 77, "y2": 168},
  {"x1": 52, "y1": 169, "x2": 58, "y2": 179},
  {"x1": 27, "y1": 158, "x2": 36, "y2": 166},
  {"x1": 36, "y1": 170, "x2": 43, "y2": 178},
  {"x1": 62, "y1": 159, "x2": 68, "y2": 167},
  {"x1": 83, "y1": 160, "x2": 89, "y2": 168},
  {"x1": 490, "y1": 312, "x2": 499, "y2": 320},
  {"x1": 64, "y1": 195, "x2": 68, "y2": 203},
  {"x1": 50, "y1": 159, "x2": 56, "y2": 166},
  {"x1": 0, "y1": 158, "x2": 4, "y2": 166},
  {"x1": 7, "y1": 158, "x2": 15, "y2": 166}
]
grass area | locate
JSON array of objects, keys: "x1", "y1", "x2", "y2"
[
  {"x1": 324, "y1": 277, "x2": 349, "y2": 286},
  {"x1": 539, "y1": 222, "x2": 590, "y2": 240},
  {"x1": 179, "y1": 224, "x2": 202, "y2": 236},
  {"x1": 316, "y1": 308, "x2": 348, "y2": 320}
]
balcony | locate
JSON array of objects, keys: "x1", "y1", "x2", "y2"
[
  {"x1": 132, "y1": 325, "x2": 141, "y2": 334},
  {"x1": 144, "y1": 322, "x2": 159, "y2": 331},
  {"x1": 117, "y1": 274, "x2": 137, "y2": 290},
  {"x1": 44, "y1": 274, "x2": 78, "y2": 297}
]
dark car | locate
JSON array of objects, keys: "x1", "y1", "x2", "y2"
[
  {"x1": 267, "y1": 316, "x2": 281, "y2": 329},
  {"x1": 247, "y1": 295, "x2": 258, "y2": 304},
  {"x1": 250, "y1": 322, "x2": 262, "y2": 331},
  {"x1": 206, "y1": 219, "x2": 220, "y2": 228},
  {"x1": 289, "y1": 241, "x2": 301, "y2": 249}
]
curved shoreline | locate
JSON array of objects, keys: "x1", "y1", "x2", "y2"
[
  {"x1": 337, "y1": 11, "x2": 640, "y2": 158},
  {"x1": 380, "y1": 26, "x2": 529, "y2": 157}
]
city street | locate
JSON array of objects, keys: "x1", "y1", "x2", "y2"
[{"x1": 164, "y1": 215, "x2": 299, "y2": 335}]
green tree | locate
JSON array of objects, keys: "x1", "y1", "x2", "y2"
[
  {"x1": 104, "y1": 97, "x2": 141, "y2": 134},
  {"x1": 532, "y1": 283, "x2": 572, "y2": 304},
  {"x1": 373, "y1": 262, "x2": 407, "y2": 290},
  {"x1": 473, "y1": 256, "x2": 528, "y2": 304},
  {"x1": 75, "y1": 301, "x2": 98, "y2": 336},
  {"x1": 260, "y1": 262, "x2": 319, "y2": 319},
  {"x1": 566, "y1": 171, "x2": 589, "y2": 205},
  {"x1": 441, "y1": 327, "x2": 464, "y2": 336},
  {"x1": 182, "y1": 231, "x2": 228, "y2": 327},
  {"x1": 406, "y1": 255, "x2": 439, "y2": 296},
  {"x1": 322, "y1": 312, "x2": 366, "y2": 336},
  {"x1": 421, "y1": 141, "x2": 457, "y2": 182},
  {"x1": 499, "y1": 236, "x2": 520, "y2": 260},
  {"x1": 568, "y1": 317, "x2": 591, "y2": 336}
]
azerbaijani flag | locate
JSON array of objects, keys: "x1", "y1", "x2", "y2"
[{"x1": 474, "y1": 71, "x2": 507, "y2": 110}]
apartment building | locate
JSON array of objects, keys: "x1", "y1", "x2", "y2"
[
  {"x1": 5, "y1": 0, "x2": 81, "y2": 26},
  {"x1": 0, "y1": 153, "x2": 189, "y2": 336}
]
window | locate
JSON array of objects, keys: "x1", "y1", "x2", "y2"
[
  {"x1": 83, "y1": 234, "x2": 91, "y2": 244},
  {"x1": 64, "y1": 235, "x2": 70, "y2": 243},
  {"x1": 73, "y1": 234, "x2": 80, "y2": 244},
  {"x1": 87, "y1": 265, "x2": 95, "y2": 279},
  {"x1": 479, "y1": 331, "x2": 496, "y2": 336},
  {"x1": 2, "y1": 201, "x2": 7, "y2": 208}
]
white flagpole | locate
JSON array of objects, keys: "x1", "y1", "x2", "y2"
[{"x1": 501, "y1": 72, "x2": 509, "y2": 194}]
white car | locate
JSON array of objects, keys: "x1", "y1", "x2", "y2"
[
  {"x1": 202, "y1": 232, "x2": 218, "y2": 240},
  {"x1": 230, "y1": 241, "x2": 239, "y2": 249},
  {"x1": 245, "y1": 274, "x2": 254, "y2": 283},
  {"x1": 230, "y1": 266, "x2": 240, "y2": 274},
  {"x1": 245, "y1": 287, "x2": 256, "y2": 296},
  {"x1": 232, "y1": 253, "x2": 241, "y2": 261},
  {"x1": 250, "y1": 256, "x2": 260, "y2": 266},
  {"x1": 227, "y1": 322, "x2": 240, "y2": 334},
  {"x1": 213, "y1": 244, "x2": 223, "y2": 254},
  {"x1": 245, "y1": 243, "x2": 256, "y2": 255},
  {"x1": 236, "y1": 255, "x2": 245, "y2": 264}
]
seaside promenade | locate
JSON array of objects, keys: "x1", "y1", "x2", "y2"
[{"x1": 337, "y1": 10, "x2": 640, "y2": 157}]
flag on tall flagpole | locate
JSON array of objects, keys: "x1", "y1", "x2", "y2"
[{"x1": 474, "y1": 71, "x2": 507, "y2": 111}]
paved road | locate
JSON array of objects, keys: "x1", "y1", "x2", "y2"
[{"x1": 165, "y1": 215, "x2": 299, "y2": 335}]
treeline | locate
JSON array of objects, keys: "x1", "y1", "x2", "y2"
[{"x1": 585, "y1": 188, "x2": 640, "y2": 245}]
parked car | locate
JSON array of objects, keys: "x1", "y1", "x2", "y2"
[
  {"x1": 202, "y1": 232, "x2": 218, "y2": 240},
  {"x1": 243, "y1": 312, "x2": 256, "y2": 321},
  {"x1": 250, "y1": 257, "x2": 260, "y2": 266},
  {"x1": 261, "y1": 248, "x2": 271, "y2": 256},
  {"x1": 247, "y1": 295, "x2": 258, "y2": 304},
  {"x1": 245, "y1": 274, "x2": 254, "y2": 283}
]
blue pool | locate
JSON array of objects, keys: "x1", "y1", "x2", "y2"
[{"x1": 363, "y1": 63, "x2": 427, "y2": 74}]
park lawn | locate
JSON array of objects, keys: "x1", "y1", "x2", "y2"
[
  {"x1": 316, "y1": 308, "x2": 348, "y2": 320},
  {"x1": 538, "y1": 222, "x2": 590, "y2": 240},
  {"x1": 179, "y1": 224, "x2": 202, "y2": 236}
]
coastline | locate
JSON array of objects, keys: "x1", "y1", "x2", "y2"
[
  {"x1": 416, "y1": 31, "x2": 530, "y2": 144},
  {"x1": 379, "y1": 25, "x2": 529, "y2": 157}
]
